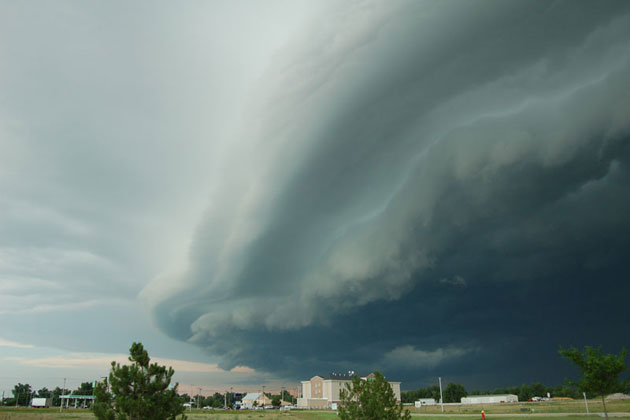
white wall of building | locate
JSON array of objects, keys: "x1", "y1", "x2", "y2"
[
  {"x1": 391, "y1": 382, "x2": 401, "y2": 401},
  {"x1": 330, "y1": 380, "x2": 351, "y2": 402},
  {"x1": 461, "y1": 395, "x2": 518, "y2": 404},
  {"x1": 301, "y1": 381, "x2": 311, "y2": 399},
  {"x1": 324, "y1": 380, "x2": 332, "y2": 400}
]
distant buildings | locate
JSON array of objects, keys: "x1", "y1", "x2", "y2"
[
  {"x1": 461, "y1": 394, "x2": 519, "y2": 404},
  {"x1": 241, "y1": 392, "x2": 272, "y2": 409},
  {"x1": 297, "y1": 372, "x2": 401, "y2": 409}
]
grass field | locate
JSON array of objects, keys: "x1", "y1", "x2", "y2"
[
  {"x1": 409, "y1": 399, "x2": 630, "y2": 415},
  {"x1": 0, "y1": 407, "x2": 339, "y2": 420},
  {"x1": 413, "y1": 418, "x2": 628, "y2": 420},
  {"x1": 2, "y1": 399, "x2": 630, "y2": 420},
  {"x1": 2, "y1": 412, "x2": 630, "y2": 420}
]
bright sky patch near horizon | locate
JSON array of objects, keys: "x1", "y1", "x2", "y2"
[{"x1": 1, "y1": 0, "x2": 630, "y2": 395}]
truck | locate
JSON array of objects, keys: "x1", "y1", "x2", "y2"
[{"x1": 31, "y1": 398, "x2": 52, "y2": 408}]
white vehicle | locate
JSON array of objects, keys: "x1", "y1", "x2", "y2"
[{"x1": 31, "y1": 398, "x2": 52, "y2": 408}]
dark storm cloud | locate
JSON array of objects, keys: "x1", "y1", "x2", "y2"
[{"x1": 146, "y1": 0, "x2": 630, "y2": 387}]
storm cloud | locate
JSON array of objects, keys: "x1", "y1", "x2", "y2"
[{"x1": 144, "y1": 0, "x2": 630, "y2": 388}]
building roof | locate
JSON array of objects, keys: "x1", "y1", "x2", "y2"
[
  {"x1": 466, "y1": 394, "x2": 517, "y2": 398},
  {"x1": 320, "y1": 373, "x2": 357, "y2": 380},
  {"x1": 242, "y1": 393, "x2": 261, "y2": 401},
  {"x1": 316, "y1": 372, "x2": 399, "y2": 382}
]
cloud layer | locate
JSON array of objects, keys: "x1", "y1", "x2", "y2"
[
  {"x1": 145, "y1": 0, "x2": 630, "y2": 387},
  {"x1": 0, "y1": 0, "x2": 327, "y2": 392}
]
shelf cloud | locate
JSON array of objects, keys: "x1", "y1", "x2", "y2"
[{"x1": 141, "y1": 0, "x2": 630, "y2": 387}]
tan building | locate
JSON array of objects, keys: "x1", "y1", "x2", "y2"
[
  {"x1": 241, "y1": 392, "x2": 272, "y2": 409},
  {"x1": 297, "y1": 372, "x2": 401, "y2": 409}
]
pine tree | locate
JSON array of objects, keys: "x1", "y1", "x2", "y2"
[
  {"x1": 94, "y1": 342, "x2": 186, "y2": 420},
  {"x1": 339, "y1": 371, "x2": 410, "y2": 420}
]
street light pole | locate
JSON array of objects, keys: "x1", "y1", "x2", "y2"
[
  {"x1": 583, "y1": 392, "x2": 590, "y2": 416},
  {"x1": 60, "y1": 378, "x2": 66, "y2": 413},
  {"x1": 439, "y1": 377, "x2": 444, "y2": 413}
]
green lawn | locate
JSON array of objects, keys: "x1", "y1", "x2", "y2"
[
  {"x1": 0, "y1": 408, "x2": 337, "y2": 420},
  {"x1": 3, "y1": 402, "x2": 630, "y2": 420},
  {"x1": 410, "y1": 400, "x2": 630, "y2": 415},
  {"x1": 0, "y1": 408, "x2": 338, "y2": 420},
  {"x1": 411, "y1": 418, "x2": 630, "y2": 420}
]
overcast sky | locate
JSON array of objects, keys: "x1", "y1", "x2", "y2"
[{"x1": 1, "y1": 0, "x2": 630, "y2": 396}]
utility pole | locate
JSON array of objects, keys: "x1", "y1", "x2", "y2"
[
  {"x1": 60, "y1": 378, "x2": 66, "y2": 413},
  {"x1": 583, "y1": 392, "x2": 590, "y2": 416},
  {"x1": 198, "y1": 387, "x2": 201, "y2": 409},
  {"x1": 262, "y1": 385, "x2": 265, "y2": 409},
  {"x1": 439, "y1": 377, "x2": 444, "y2": 413}
]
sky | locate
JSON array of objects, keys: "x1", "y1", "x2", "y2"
[{"x1": 1, "y1": 0, "x2": 630, "y2": 397}]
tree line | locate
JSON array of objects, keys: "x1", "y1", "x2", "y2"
[
  {"x1": 3, "y1": 382, "x2": 296, "y2": 409},
  {"x1": 402, "y1": 380, "x2": 630, "y2": 404},
  {"x1": 177, "y1": 392, "x2": 294, "y2": 409},
  {"x1": 179, "y1": 389, "x2": 295, "y2": 409},
  {"x1": 402, "y1": 346, "x2": 629, "y2": 406},
  {"x1": 400, "y1": 382, "x2": 586, "y2": 403},
  {"x1": 2, "y1": 381, "x2": 95, "y2": 407}
]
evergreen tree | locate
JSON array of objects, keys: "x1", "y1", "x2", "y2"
[
  {"x1": 94, "y1": 342, "x2": 186, "y2": 420},
  {"x1": 339, "y1": 372, "x2": 410, "y2": 420}
]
